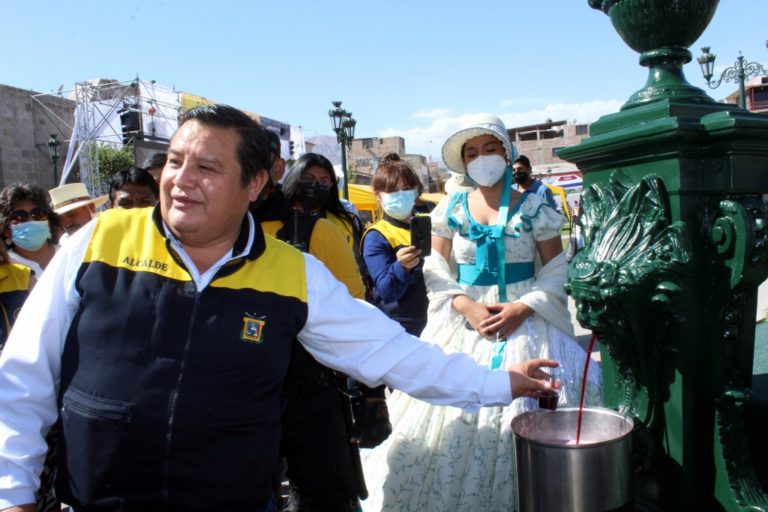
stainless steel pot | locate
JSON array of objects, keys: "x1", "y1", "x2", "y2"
[{"x1": 511, "y1": 407, "x2": 634, "y2": 512}]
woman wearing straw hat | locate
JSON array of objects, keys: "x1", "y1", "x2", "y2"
[{"x1": 361, "y1": 115, "x2": 602, "y2": 511}]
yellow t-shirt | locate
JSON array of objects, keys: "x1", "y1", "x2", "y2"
[{"x1": 261, "y1": 217, "x2": 365, "y2": 299}]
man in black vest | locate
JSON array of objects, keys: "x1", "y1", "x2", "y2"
[{"x1": 0, "y1": 104, "x2": 558, "y2": 512}]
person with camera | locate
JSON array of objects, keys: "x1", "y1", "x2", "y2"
[{"x1": 360, "y1": 154, "x2": 428, "y2": 337}]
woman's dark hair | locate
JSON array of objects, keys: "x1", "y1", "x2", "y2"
[
  {"x1": 373, "y1": 155, "x2": 424, "y2": 195},
  {"x1": 109, "y1": 167, "x2": 160, "y2": 202},
  {"x1": 0, "y1": 183, "x2": 60, "y2": 243},
  {"x1": 178, "y1": 104, "x2": 273, "y2": 187},
  {"x1": 283, "y1": 152, "x2": 361, "y2": 240}
]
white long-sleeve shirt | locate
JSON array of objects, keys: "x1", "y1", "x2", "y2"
[{"x1": 0, "y1": 213, "x2": 512, "y2": 508}]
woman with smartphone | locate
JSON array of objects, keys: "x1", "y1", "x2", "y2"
[
  {"x1": 361, "y1": 154, "x2": 428, "y2": 336},
  {"x1": 362, "y1": 116, "x2": 602, "y2": 512}
]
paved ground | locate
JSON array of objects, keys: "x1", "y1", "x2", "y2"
[{"x1": 758, "y1": 280, "x2": 768, "y2": 322}]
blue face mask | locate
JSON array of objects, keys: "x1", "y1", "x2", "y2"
[
  {"x1": 11, "y1": 220, "x2": 51, "y2": 251},
  {"x1": 380, "y1": 190, "x2": 417, "y2": 220}
]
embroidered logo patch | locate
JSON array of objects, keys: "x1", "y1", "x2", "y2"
[{"x1": 241, "y1": 316, "x2": 266, "y2": 344}]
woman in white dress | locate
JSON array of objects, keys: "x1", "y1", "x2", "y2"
[{"x1": 362, "y1": 115, "x2": 602, "y2": 512}]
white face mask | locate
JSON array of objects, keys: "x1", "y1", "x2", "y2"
[{"x1": 466, "y1": 155, "x2": 508, "y2": 187}]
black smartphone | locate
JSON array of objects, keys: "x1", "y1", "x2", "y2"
[{"x1": 410, "y1": 216, "x2": 432, "y2": 256}]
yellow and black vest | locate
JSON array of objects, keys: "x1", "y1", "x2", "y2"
[
  {"x1": 361, "y1": 217, "x2": 427, "y2": 336},
  {"x1": 364, "y1": 218, "x2": 411, "y2": 250},
  {"x1": 57, "y1": 207, "x2": 308, "y2": 511},
  {"x1": 0, "y1": 262, "x2": 30, "y2": 352}
]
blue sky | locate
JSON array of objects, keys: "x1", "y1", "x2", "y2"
[{"x1": 2, "y1": 1, "x2": 766, "y2": 159}]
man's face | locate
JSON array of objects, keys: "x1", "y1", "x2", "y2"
[
  {"x1": 60, "y1": 204, "x2": 95, "y2": 236},
  {"x1": 512, "y1": 162, "x2": 532, "y2": 183},
  {"x1": 161, "y1": 120, "x2": 267, "y2": 248},
  {"x1": 111, "y1": 183, "x2": 158, "y2": 209}
]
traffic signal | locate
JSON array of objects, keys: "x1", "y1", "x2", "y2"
[{"x1": 289, "y1": 140, "x2": 295, "y2": 156}]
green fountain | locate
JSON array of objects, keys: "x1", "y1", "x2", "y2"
[{"x1": 561, "y1": 1, "x2": 768, "y2": 510}]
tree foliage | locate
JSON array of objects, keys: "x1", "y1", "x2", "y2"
[
  {"x1": 74, "y1": 143, "x2": 135, "y2": 192},
  {"x1": 95, "y1": 144, "x2": 134, "y2": 180}
]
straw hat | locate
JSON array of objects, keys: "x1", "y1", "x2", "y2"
[
  {"x1": 441, "y1": 114, "x2": 517, "y2": 174},
  {"x1": 49, "y1": 183, "x2": 108, "y2": 215}
]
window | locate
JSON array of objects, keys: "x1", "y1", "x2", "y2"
[
  {"x1": 575, "y1": 125, "x2": 589, "y2": 135},
  {"x1": 362, "y1": 138, "x2": 374, "y2": 149}
]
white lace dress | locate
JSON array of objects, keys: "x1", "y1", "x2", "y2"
[{"x1": 361, "y1": 192, "x2": 602, "y2": 512}]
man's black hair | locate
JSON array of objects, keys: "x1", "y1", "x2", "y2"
[
  {"x1": 109, "y1": 167, "x2": 160, "y2": 202},
  {"x1": 144, "y1": 152, "x2": 167, "y2": 171},
  {"x1": 178, "y1": 104, "x2": 272, "y2": 187},
  {"x1": 513, "y1": 154, "x2": 532, "y2": 170}
]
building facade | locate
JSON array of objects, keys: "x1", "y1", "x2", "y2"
[
  {"x1": 347, "y1": 136, "x2": 405, "y2": 185},
  {"x1": 507, "y1": 119, "x2": 590, "y2": 178},
  {"x1": 723, "y1": 75, "x2": 768, "y2": 114},
  {"x1": 0, "y1": 84, "x2": 75, "y2": 190},
  {"x1": 401, "y1": 154, "x2": 430, "y2": 191}
]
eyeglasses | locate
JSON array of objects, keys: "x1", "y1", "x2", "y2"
[
  {"x1": 8, "y1": 207, "x2": 48, "y2": 225},
  {"x1": 298, "y1": 178, "x2": 333, "y2": 191}
]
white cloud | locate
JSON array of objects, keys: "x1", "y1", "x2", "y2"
[
  {"x1": 499, "y1": 97, "x2": 541, "y2": 108},
  {"x1": 380, "y1": 100, "x2": 623, "y2": 160},
  {"x1": 498, "y1": 100, "x2": 623, "y2": 127},
  {"x1": 412, "y1": 108, "x2": 452, "y2": 119}
]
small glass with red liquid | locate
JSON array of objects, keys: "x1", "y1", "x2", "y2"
[{"x1": 538, "y1": 367, "x2": 563, "y2": 410}]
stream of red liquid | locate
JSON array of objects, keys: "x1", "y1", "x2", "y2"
[{"x1": 576, "y1": 334, "x2": 598, "y2": 444}]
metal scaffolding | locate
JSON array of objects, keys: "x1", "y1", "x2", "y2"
[{"x1": 33, "y1": 77, "x2": 180, "y2": 195}]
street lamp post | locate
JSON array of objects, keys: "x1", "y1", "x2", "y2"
[
  {"x1": 697, "y1": 46, "x2": 768, "y2": 110},
  {"x1": 47, "y1": 133, "x2": 61, "y2": 185},
  {"x1": 328, "y1": 101, "x2": 357, "y2": 200}
]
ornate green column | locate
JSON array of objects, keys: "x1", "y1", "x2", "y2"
[{"x1": 561, "y1": 1, "x2": 768, "y2": 510}]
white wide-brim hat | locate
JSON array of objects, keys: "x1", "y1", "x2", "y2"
[
  {"x1": 441, "y1": 114, "x2": 517, "y2": 174},
  {"x1": 49, "y1": 183, "x2": 109, "y2": 215},
  {"x1": 444, "y1": 172, "x2": 476, "y2": 195}
]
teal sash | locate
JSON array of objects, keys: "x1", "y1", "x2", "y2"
[
  {"x1": 457, "y1": 262, "x2": 534, "y2": 286},
  {"x1": 461, "y1": 169, "x2": 514, "y2": 302}
]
